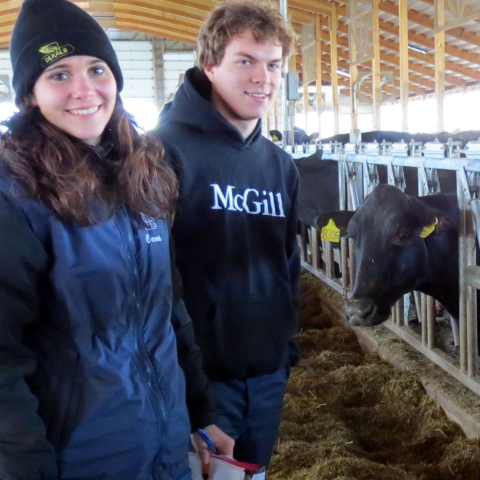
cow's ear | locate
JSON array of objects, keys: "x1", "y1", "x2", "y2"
[
  {"x1": 315, "y1": 211, "x2": 354, "y2": 235},
  {"x1": 433, "y1": 214, "x2": 455, "y2": 234},
  {"x1": 420, "y1": 214, "x2": 454, "y2": 238}
]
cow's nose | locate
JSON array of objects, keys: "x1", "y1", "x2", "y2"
[
  {"x1": 346, "y1": 299, "x2": 374, "y2": 319},
  {"x1": 346, "y1": 299, "x2": 377, "y2": 326}
]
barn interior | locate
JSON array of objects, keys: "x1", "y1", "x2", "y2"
[{"x1": 2, "y1": 1, "x2": 480, "y2": 478}]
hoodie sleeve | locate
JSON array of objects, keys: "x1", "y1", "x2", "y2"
[
  {"x1": 286, "y1": 167, "x2": 301, "y2": 366},
  {"x1": 0, "y1": 192, "x2": 58, "y2": 480},
  {"x1": 287, "y1": 166, "x2": 301, "y2": 311},
  {"x1": 169, "y1": 236, "x2": 216, "y2": 431}
]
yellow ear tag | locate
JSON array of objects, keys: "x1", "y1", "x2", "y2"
[
  {"x1": 321, "y1": 218, "x2": 341, "y2": 243},
  {"x1": 272, "y1": 134, "x2": 278, "y2": 142},
  {"x1": 419, "y1": 217, "x2": 438, "y2": 238}
]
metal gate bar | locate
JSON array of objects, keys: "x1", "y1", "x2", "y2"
[{"x1": 299, "y1": 149, "x2": 480, "y2": 395}]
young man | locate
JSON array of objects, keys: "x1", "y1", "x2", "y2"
[{"x1": 155, "y1": 0, "x2": 300, "y2": 472}]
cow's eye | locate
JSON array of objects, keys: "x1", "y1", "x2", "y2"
[{"x1": 398, "y1": 231, "x2": 410, "y2": 241}]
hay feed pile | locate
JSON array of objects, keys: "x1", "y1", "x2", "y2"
[{"x1": 269, "y1": 271, "x2": 480, "y2": 480}]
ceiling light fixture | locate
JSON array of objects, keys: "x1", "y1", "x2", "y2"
[
  {"x1": 336, "y1": 69, "x2": 351, "y2": 78},
  {"x1": 408, "y1": 44, "x2": 428, "y2": 54}
]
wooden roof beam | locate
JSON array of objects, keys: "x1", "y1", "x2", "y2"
[
  {"x1": 114, "y1": 21, "x2": 197, "y2": 43},
  {"x1": 115, "y1": 14, "x2": 200, "y2": 37},
  {"x1": 319, "y1": 68, "x2": 426, "y2": 99},
  {"x1": 289, "y1": 7, "x2": 316, "y2": 25},
  {"x1": 88, "y1": 0, "x2": 216, "y2": 12},
  {"x1": 95, "y1": 0, "x2": 208, "y2": 22},
  {"x1": 0, "y1": 1, "x2": 21, "y2": 15},
  {"x1": 321, "y1": 70, "x2": 350, "y2": 93},
  {"x1": 0, "y1": 36, "x2": 10, "y2": 48},
  {"x1": 334, "y1": 22, "x2": 478, "y2": 83},
  {"x1": 93, "y1": 18, "x2": 197, "y2": 43},
  {"x1": 296, "y1": 41, "x2": 429, "y2": 96},
  {"x1": 378, "y1": 16, "x2": 480, "y2": 66},
  {"x1": 289, "y1": 0, "x2": 333, "y2": 16},
  {"x1": 322, "y1": 26, "x2": 466, "y2": 88},
  {"x1": 378, "y1": 0, "x2": 480, "y2": 48},
  {"x1": 376, "y1": 34, "x2": 480, "y2": 82},
  {"x1": 337, "y1": 1, "x2": 480, "y2": 48}
]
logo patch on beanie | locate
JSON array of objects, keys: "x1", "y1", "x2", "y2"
[{"x1": 39, "y1": 42, "x2": 74, "y2": 67}]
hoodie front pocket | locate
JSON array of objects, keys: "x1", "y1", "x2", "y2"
[{"x1": 204, "y1": 301, "x2": 296, "y2": 379}]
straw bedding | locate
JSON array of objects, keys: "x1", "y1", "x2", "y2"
[{"x1": 268, "y1": 271, "x2": 480, "y2": 480}]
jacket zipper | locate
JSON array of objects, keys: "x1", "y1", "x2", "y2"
[{"x1": 118, "y1": 208, "x2": 168, "y2": 479}]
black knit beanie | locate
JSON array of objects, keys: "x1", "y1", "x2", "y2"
[{"x1": 11, "y1": 0, "x2": 123, "y2": 105}]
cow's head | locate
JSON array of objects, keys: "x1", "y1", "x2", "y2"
[{"x1": 315, "y1": 185, "x2": 456, "y2": 326}]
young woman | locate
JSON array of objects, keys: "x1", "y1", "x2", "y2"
[{"x1": 0, "y1": 1, "x2": 232, "y2": 479}]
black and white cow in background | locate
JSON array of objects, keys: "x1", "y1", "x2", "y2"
[{"x1": 315, "y1": 184, "x2": 460, "y2": 328}]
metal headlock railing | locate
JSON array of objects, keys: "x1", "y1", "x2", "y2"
[{"x1": 295, "y1": 139, "x2": 480, "y2": 397}]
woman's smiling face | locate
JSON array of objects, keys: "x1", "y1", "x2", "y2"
[{"x1": 32, "y1": 55, "x2": 117, "y2": 145}]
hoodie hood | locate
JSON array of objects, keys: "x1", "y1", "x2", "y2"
[{"x1": 159, "y1": 67, "x2": 262, "y2": 148}]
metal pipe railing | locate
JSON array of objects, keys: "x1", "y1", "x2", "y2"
[{"x1": 297, "y1": 149, "x2": 480, "y2": 396}]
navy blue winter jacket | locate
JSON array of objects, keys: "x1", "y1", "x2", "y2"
[{"x1": 0, "y1": 168, "x2": 211, "y2": 480}]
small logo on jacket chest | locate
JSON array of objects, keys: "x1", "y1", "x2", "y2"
[
  {"x1": 211, "y1": 184, "x2": 285, "y2": 217},
  {"x1": 141, "y1": 213, "x2": 163, "y2": 243}
]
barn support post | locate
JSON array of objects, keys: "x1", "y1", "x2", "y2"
[
  {"x1": 338, "y1": 159, "x2": 350, "y2": 290},
  {"x1": 466, "y1": 283, "x2": 477, "y2": 375},
  {"x1": 298, "y1": 223, "x2": 308, "y2": 263},
  {"x1": 457, "y1": 169, "x2": 470, "y2": 373},
  {"x1": 414, "y1": 291, "x2": 423, "y2": 323},
  {"x1": 346, "y1": 0, "x2": 357, "y2": 129},
  {"x1": 457, "y1": 170, "x2": 477, "y2": 376},
  {"x1": 396, "y1": 297, "x2": 404, "y2": 326},
  {"x1": 426, "y1": 296, "x2": 436, "y2": 348},
  {"x1": 350, "y1": 68, "x2": 358, "y2": 130},
  {"x1": 315, "y1": 14, "x2": 323, "y2": 137},
  {"x1": 421, "y1": 294, "x2": 428, "y2": 345},
  {"x1": 152, "y1": 37, "x2": 165, "y2": 110},
  {"x1": 372, "y1": 0, "x2": 381, "y2": 130},
  {"x1": 303, "y1": 80, "x2": 309, "y2": 132},
  {"x1": 279, "y1": 0, "x2": 289, "y2": 146},
  {"x1": 290, "y1": 52, "x2": 297, "y2": 146},
  {"x1": 311, "y1": 227, "x2": 319, "y2": 269},
  {"x1": 324, "y1": 240, "x2": 335, "y2": 279},
  {"x1": 274, "y1": 100, "x2": 279, "y2": 131},
  {"x1": 435, "y1": 0, "x2": 445, "y2": 133},
  {"x1": 330, "y1": 7, "x2": 340, "y2": 135},
  {"x1": 399, "y1": 0, "x2": 409, "y2": 132}
]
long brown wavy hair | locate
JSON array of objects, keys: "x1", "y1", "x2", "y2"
[{"x1": 0, "y1": 95, "x2": 177, "y2": 226}]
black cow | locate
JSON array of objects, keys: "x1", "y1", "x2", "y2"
[
  {"x1": 294, "y1": 126, "x2": 319, "y2": 145},
  {"x1": 293, "y1": 154, "x2": 454, "y2": 229},
  {"x1": 321, "y1": 129, "x2": 480, "y2": 146},
  {"x1": 315, "y1": 184, "x2": 459, "y2": 327},
  {"x1": 294, "y1": 154, "x2": 340, "y2": 227}
]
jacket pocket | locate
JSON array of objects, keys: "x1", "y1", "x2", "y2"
[
  {"x1": 203, "y1": 302, "x2": 296, "y2": 380},
  {"x1": 44, "y1": 353, "x2": 81, "y2": 449}
]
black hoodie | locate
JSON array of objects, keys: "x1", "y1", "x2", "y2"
[{"x1": 155, "y1": 67, "x2": 300, "y2": 382}]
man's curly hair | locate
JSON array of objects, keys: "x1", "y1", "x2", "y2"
[{"x1": 197, "y1": 0, "x2": 296, "y2": 69}]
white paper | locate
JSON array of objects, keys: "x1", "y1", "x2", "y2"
[{"x1": 188, "y1": 452, "x2": 251, "y2": 480}]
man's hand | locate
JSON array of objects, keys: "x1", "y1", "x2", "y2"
[{"x1": 191, "y1": 425, "x2": 235, "y2": 479}]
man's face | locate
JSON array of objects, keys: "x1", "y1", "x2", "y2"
[{"x1": 204, "y1": 29, "x2": 283, "y2": 138}]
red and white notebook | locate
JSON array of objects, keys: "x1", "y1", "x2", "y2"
[{"x1": 188, "y1": 452, "x2": 263, "y2": 480}]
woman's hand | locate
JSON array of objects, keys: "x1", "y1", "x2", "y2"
[{"x1": 191, "y1": 424, "x2": 235, "y2": 479}]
